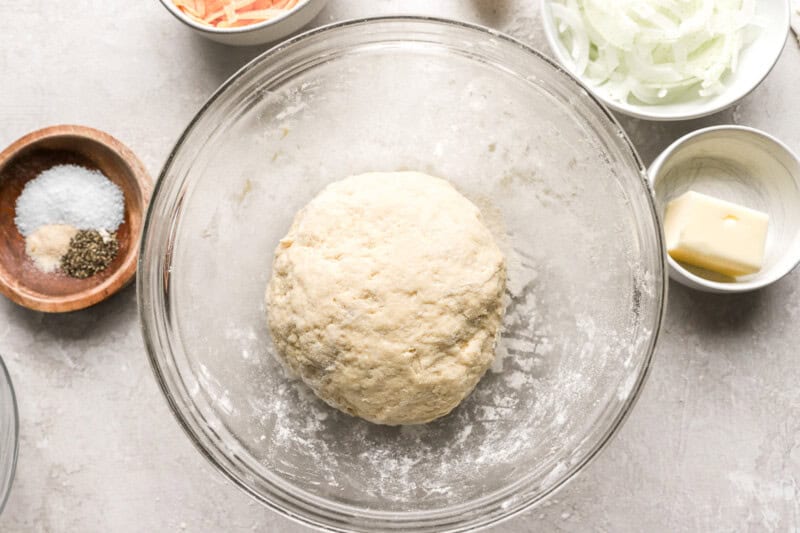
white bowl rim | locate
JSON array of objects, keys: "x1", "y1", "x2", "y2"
[
  {"x1": 539, "y1": 0, "x2": 792, "y2": 122},
  {"x1": 648, "y1": 124, "x2": 800, "y2": 293},
  {"x1": 158, "y1": 0, "x2": 318, "y2": 34}
]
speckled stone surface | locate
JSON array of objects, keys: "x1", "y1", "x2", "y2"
[{"x1": 1, "y1": 1, "x2": 799, "y2": 531}]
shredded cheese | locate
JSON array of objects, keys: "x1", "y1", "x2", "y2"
[{"x1": 173, "y1": 0, "x2": 301, "y2": 28}]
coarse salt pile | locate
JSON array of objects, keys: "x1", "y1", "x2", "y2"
[{"x1": 15, "y1": 164, "x2": 125, "y2": 236}]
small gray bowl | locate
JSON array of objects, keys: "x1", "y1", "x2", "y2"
[{"x1": 649, "y1": 125, "x2": 800, "y2": 293}]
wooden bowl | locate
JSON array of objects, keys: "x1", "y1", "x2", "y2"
[{"x1": 0, "y1": 125, "x2": 152, "y2": 312}]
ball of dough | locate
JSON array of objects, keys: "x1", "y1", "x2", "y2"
[{"x1": 266, "y1": 171, "x2": 506, "y2": 425}]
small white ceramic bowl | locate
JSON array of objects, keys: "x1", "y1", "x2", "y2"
[
  {"x1": 540, "y1": 0, "x2": 791, "y2": 121},
  {"x1": 158, "y1": 0, "x2": 327, "y2": 46},
  {"x1": 649, "y1": 125, "x2": 800, "y2": 293}
]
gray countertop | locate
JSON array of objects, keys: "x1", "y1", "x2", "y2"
[{"x1": 1, "y1": 1, "x2": 799, "y2": 531}]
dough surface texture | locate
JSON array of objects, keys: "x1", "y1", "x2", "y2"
[{"x1": 266, "y1": 171, "x2": 506, "y2": 425}]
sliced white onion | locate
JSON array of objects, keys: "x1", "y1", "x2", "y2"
[
  {"x1": 550, "y1": 3, "x2": 590, "y2": 75},
  {"x1": 551, "y1": 0, "x2": 759, "y2": 105}
]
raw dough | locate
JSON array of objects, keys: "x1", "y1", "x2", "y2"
[{"x1": 266, "y1": 171, "x2": 506, "y2": 425}]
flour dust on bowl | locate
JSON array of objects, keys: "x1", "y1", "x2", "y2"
[{"x1": 139, "y1": 17, "x2": 666, "y2": 532}]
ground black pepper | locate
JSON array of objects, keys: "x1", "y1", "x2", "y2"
[{"x1": 61, "y1": 230, "x2": 119, "y2": 279}]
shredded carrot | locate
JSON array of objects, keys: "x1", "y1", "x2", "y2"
[{"x1": 173, "y1": 0, "x2": 301, "y2": 28}]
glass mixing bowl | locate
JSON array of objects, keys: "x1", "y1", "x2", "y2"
[
  {"x1": 0, "y1": 356, "x2": 19, "y2": 514},
  {"x1": 140, "y1": 17, "x2": 666, "y2": 532}
]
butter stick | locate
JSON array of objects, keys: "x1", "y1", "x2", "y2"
[{"x1": 664, "y1": 191, "x2": 769, "y2": 277}]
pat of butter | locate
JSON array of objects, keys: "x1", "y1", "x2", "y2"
[{"x1": 664, "y1": 191, "x2": 769, "y2": 277}]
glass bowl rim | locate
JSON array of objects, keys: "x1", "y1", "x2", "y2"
[
  {"x1": 138, "y1": 15, "x2": 668, "y2": 532},
  {"x1": 0, "y1": 355, "x2": 19, "y2": 515}
]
